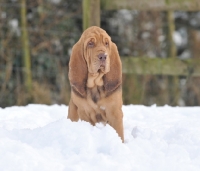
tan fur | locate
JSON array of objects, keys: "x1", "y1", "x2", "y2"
[{"x1": 68, "y1": 26, "x2": 124, "y2": 142}]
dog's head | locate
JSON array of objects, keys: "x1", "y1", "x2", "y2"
[
  {"x1": 81, "y1": 26, "x2": 111, "y2": 74},
  {"x1": 69, "y1": 26, "x2": 122, "y2": 97}
]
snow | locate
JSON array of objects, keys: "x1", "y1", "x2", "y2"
[
  {"x1": 50, "y1": 0, "x2": 61, "y2": 4},
  {"x1": 9, "y1": 19, "x2": 20, "y2": 36},
  {"x1": 0, "y1": 104, "x2": 200, "y2": 171},
  {"x1": 173, "y1": 31, "x2": 183, "y2": 47}
]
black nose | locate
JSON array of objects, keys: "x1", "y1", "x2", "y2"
[{"x1": 98, "y1": 53, "x2": 107, "y2": 61}]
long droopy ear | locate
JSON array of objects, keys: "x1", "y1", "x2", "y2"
[
  {"x1": 68, "y1": 41, "x2": 88, "y2": 98},
  {"x1": 103, "y1": 42, "x2": 122, "y2": 96}
]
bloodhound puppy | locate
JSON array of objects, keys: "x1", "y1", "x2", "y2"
[{"x1": 68, "y1": 26, "x2": 124, "y2": 142}]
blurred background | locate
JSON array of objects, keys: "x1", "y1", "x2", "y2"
[{"x1": 1, "y1": 0, "x2": 200, "y2": 107}]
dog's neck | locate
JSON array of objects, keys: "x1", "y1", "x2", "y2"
[{"x1": 87, "y1": 72, "x2": 104, "y2": 88}]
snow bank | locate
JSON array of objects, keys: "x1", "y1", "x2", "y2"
[{"x1": 0, "y1": 104, "x2": 200, "y2": 171}]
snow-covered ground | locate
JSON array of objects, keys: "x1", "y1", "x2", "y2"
[{"x1": 0, "y1": 104, "x2": 200, "y2": 171}]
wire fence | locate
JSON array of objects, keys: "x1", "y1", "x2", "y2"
[{"x1": 1, "y1": 0, "x2": 200, "y2": 107}]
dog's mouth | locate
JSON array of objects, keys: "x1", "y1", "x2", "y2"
[
  {"x1": 100, "y1": 64, "x2": 105, "y2": 69},
  {"x1": 98, "y1": 64, "x2": 106, "y2": 72}
]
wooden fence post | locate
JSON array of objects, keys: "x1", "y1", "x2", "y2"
[
  {"x1": 167, "y1": 10, "x2": 179, "y2": 105},
  {"x1": 167, "y1": 10, "x2": 177, "y2": 58},
  {"x1": 21, "y1": 0, "x2": 32, "y2": 93},
  {"x1": 83, "y1": 0, "x2": 100, "y2": 30}
]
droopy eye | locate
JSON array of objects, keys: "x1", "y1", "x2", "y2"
[
  {"x1": 105, "y1": 42, "x2": 109, "y2": 47},
  {"x1": 88, "y1": 41, "x2": 94, "y2": 47}
]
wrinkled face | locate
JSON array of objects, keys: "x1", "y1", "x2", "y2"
[{"x1": 83, "y1": 29, "x2": 111, "y2": 74}]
